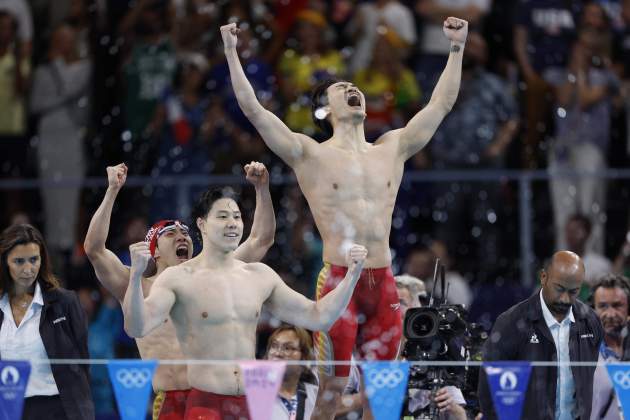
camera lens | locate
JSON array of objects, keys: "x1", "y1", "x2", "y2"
[{"x1": 405, "y1": 309, "x2": 440, "y2": 340}]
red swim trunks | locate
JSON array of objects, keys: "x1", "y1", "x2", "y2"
[
  {"x1": 314, "y1": 263, "x2": 402, "y2": 377},
  {"x1": 154, "y1": 390, "x2": 190, "y2": 420},
  {"x1": 184, "y1": 389, "x2": 249, "y2": 420}
]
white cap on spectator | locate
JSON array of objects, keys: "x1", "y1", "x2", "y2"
[{"x1": 395, "y1": 274, "x2": 427, "y2": 307}]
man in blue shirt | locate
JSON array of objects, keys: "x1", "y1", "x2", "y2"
[{"x1": 591, "y1": 274, "x2": 630, "y2": 419}]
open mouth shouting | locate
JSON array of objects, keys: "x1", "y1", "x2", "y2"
[
  {"x1": 346, "y1": 91, "x2": 362, "y2": 108},
  {"x1": 175, "y1": 244, "x2": 189, "y2": 259}
]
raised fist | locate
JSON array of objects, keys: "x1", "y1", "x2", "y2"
[
  {"x1": 129, "y1": 242, "x2": 152, "y2": 277},
  {"x1": 106, "y1": 163, "x2": 127, "y2": 190},
  {"x1": 443, "y1": 17, "x2": 468, "y2": 44},
  {"x1": 244, "y1": 161, "x2": 269, "y2": 189},
  {"x1": 346, "y1": 244, "x2": 368, "y2": 273},
  {"x1": 220, "y1": 23, "x2": 239, "y2": 50}
]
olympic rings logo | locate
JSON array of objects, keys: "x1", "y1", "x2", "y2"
[
  {"x1": 367, "y1": 368, "x2": 405, "y2": 389},
  {"x1": 613, "y1": 370, "x2": 630, "y2": 390},
  {"x1": 115, "y1": 368, "x2": 152, "y2": 389}
]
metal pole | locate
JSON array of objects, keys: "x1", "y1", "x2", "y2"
[{"x1": 519, "y1": 174, "x2": 534, "y2": 287}]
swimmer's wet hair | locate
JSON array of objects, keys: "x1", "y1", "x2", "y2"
[
  {"x1": 191, "y1": 187, "x2": 240, "y2": 240},
  {"x1": 311, "y1": 78, "x2": 340, "y2": 138}
]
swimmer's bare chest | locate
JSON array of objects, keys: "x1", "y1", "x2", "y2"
[
  {"x1": 295, "y1": 142, "x2": 403, "y2": 230},
  {"x1": 171, "y1": 267, "x2": 271, "y2": 328}
]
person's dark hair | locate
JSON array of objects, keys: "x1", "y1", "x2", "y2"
[
  {"x1": 311, "y1": 78, "x2": 339, "y2": 137},
  {"x1": 568, "y1": 213, "x2": 592, "y2": 236},
  {"x1": 0, "y1": 224, "x2": 60, "y2": 294},
  {"x1": 190, "y1": 187, "x2": 239, "y2": 240},
  {"x1": 0, "y1": 10, "x2": 17, "y2": 37},
  {"x1": 591, "y1": 273, "x2": 630, "y2": 311}
]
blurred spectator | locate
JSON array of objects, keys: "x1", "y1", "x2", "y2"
[
  {"x1": 564, "y1": 214, "x2": 612, "y2": 288},
  {"x1": 273, "y1": 186, "x2": 323, "y2": 296},
  {"x1": 0, "y1": 0, "x2": 32, "y2": 58},
  {"x1": 613, "y1": 230, "x2": 630, "y2": 277},
  {"x1": 0, "y1": 9, "x2": 28, "y2": 139},
  {"x1": 590, "y1": 274, "x2": 630, "y2": 420},
  {"x1": 613, "y1": 0, "x2": 630, "y2": 157},
  {"x1": 353, "y1": 30, "x2": 421, "y2": 141},
  {"x1": 547, "y1": 25, "x2": 620, "y2": 254},
  {"x1": 264, "y1": 325, "x2": 318, "y2": 420},
  {"x1": 514, "y1": 0, "x2": 582, "y2": 167},
  {"x1": 115, "y1": 215, "x2": 149, "y2": 266},
  {"x1": 345, "y1": 0, "x2": 416, "y2": 74},
  {"x1": 429, "y1": 32, "x2": 519, "y2": 282},
  {"x1": 49, "y1": 0, "x2": 92, "y2": 59},
  {"x1": 395, "y1": 273, "x2": 428, "y2": 313},
  {"x1": 206, "y1": 3, "x2": 275, "y2": 172},
  {"x1": 30, "y1": 23, "x2": 91, "y2": 271},
  {"x1": 595, "y1": 0, "x2": 626, "y2": 32},
  {"x1": 429, "y1": 240, "x2": 473, "y2": 307},
  {"x1": 414, "y1": 0, "x2": 490, "y2": 97},
  {"x1": 277, "y1": 9, "x2": 345, "y2": 137},
  {"x1": 405, "y1": 247, "x2": 437, "y2": 284},
  {"x1": 119, "y1": 0, "x2": 176, "y2": 174},
  {"x1": 78, "y1": 286, "x2": 123, "y2": 420},
  {"x1": 404, "y1": 243, "x2": 473, "y2": 307},
  {"x1": 0, "y1": 9, "x2": 30, "y2": 225},
  {"x1": 64, "y1": 0, "x2": 91, "y2": 59},
  {"x1": 149, "y1": 52, "x2": 213, "y2": 220}
]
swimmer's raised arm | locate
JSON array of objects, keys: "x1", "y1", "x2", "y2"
[
  {"x1": 123, "y1": 242, "x2": 176, "y2": 337},
  {"x1": 234, "y1": 162, "x2": 275, "y2": 262},
  {"x1": 266, "y1": 245, "x2": 367, "y2": 330},
  {"x1": 84, "y1": 163, "x2": 131, "y2": 301},
  {"x1": 221, "y1": 22, "x2": 315, "y2": 166},
  {"x1": 389, "y1": 17, "x2": 468, "y2": 160}
]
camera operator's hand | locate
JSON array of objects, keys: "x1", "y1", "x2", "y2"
[
  {"x1": 434, "y1": 388, "x2": 454, "y2": 412},
  {"x1": 434, "y1": 388, "x2": 467, "y2": 419}
]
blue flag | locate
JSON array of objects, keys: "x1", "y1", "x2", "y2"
[
  {"x1": 484, "y1": 361, "x2": 532, "y2": 420},
  {"x1": 0, "y1": 360, "x2": 31, "y2": 420},
  {"x1": 108, "y1": 360, "x2": 157, "y2": 420},
  {"x1": 606, "y1": 364, "x2": 630, "y2": 419},
  {"x1": 363, "y1": 361, "x2": 409, "y2": 420}
]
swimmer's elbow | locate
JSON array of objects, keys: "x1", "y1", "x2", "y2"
[
  {"x1": 83, "y1": 237, "x2": 103, "y2": 258},
  {"x1": 313, "y1": 306, "x2": 337, "y2": 331}
]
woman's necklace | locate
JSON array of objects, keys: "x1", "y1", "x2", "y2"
[{"x1": 11, "y1": 296, "x2": 30, "y2": 309}]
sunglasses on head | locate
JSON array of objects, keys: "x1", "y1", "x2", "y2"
[{"x1": 157, "y1": 220, "x2": 190, "y2": 238}]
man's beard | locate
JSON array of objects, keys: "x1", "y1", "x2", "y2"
[{"x1": 603, "y1": 320, "x2": 625, "y2": 337}]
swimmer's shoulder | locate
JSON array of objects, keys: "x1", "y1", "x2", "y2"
[{"x1": 241, "y1": 261, "x2": 277, "y2": 277}]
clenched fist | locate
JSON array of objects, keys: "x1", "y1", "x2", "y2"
[
  {"x1": 443, "y1": 17, "x2": 468, "y2": 45},
  {"x1": 220, "y1": 23, "x2": 239, "y2": 50},
  {"x1": 106, "y1": 163, "x2": 127, "y2": 190},
  {"x1": 129, "y1": 242, "x2": 153, "y2": 278},
  {"x1": 244, "y1": 161, "x2": 269, "y2": 189},
  {"x1": 346, "y1": 244, "x2": 368, "y2": 274}
]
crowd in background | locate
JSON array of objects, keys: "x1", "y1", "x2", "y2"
[{"x1": 1, "y1": 0, "x2": 630, "y2": 416}]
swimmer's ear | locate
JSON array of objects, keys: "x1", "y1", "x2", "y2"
[
  {"x1": 196, "y1": 217, "x2": 205, "y2": 236},
  {"x1": 153, "y1": 248, "x2": 161, "y2": 259}
]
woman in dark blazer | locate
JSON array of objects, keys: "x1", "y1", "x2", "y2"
[{"x1": 0, "y1": 224, "x2": 94, "y2": 420}]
